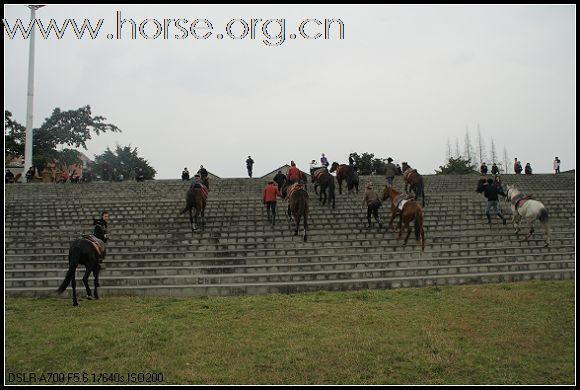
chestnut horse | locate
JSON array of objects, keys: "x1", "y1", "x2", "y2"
[
  {"x1": 285, "y1": 183, "x2": 309, "y2": 241},
  {"x1": 181, "y1": 185, "x2": 208, "y2": 231},
  {"x1": 381, "y1": 185, "x2": 425, "y2": 252},
  {"x1": 401, "y1": 162, "x2": 425, "y2": 207},
  {"x1": 330, "y1": 162, "x2": 359, "y2": 195}
]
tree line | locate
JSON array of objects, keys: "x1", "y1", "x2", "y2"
[{"x1": 5, "y1": 106, "x2": 156, "y2": 180}]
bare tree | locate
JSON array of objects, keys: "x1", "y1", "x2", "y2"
[
  {"x1": 490, "y1": 138, "x2": 498, "y2": 164},
  {"x1": 454, "y1": 137, "x2": 461, "y2": 158},
  {"x1": 463, "y1": 126, "x2": 474, "y2": 162},
  {"x1": 476, "y1": 124, "x2": 486, "y2": 165},
  {"x1": 446, "y1": 137, "x2": 452, "y2": 162},
  {"x1": 503, "y1": 147, "x2": 509, "y2": 174}
]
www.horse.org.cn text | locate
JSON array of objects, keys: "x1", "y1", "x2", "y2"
[{"x1": 3, "y1": 11, "x2": 346, "y2": 46}]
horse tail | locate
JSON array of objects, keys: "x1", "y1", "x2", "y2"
[
  {"x1": 539, "y1": 207, "x2": 549, "y2": 224},
  {"x1": 329, "y1": 177, "x2": 336, "y2": 208},
  {"x1": 57, "y1": 245, "x2": 79, "y2": 293},
  {"x1": 540, "y1": 207, "x2": 551, "y2": 245},
  {"x1": 415, "y1": 206, "x2": 425, "y2": 252},
  {"x1": 417, "y1": 179, "x2": 425, "y2": 207}
]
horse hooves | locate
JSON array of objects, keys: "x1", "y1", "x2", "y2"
[
  {"x1": 73, "y1": 302, "x2": 79, "y2": 306},
  {"x1": 303, "y1": 236, "x2": 308, "y2": 242},
  {"x1": 86, "y1": 296, "x2": 94, "y2": 300}
]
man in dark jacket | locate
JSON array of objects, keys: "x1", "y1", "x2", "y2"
[
  {"x1": 477, "y1": 178, "x2": 506, "y2": 225},
  {"x1": 273, "y1": 170, "x2": 286, "y2": 192},
  {"x1": 246, "y1": 156, "x2": 254, "y2": 178}
]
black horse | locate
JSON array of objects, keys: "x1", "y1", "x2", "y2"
[
  {"x1": 330, "y1": 162, "x2": 359, "y2": 195},
  {"x1": 57, "y1": 237, "x2": 105, "y2": 306},
  {"x1": 311, "y1": 168, "x2": 336, "y2": 208}
]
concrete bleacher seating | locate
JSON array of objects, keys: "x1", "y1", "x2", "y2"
[{"x1": 4, "y1": 171, "x2": 575, "y2": 298}]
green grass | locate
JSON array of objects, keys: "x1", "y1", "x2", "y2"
[{"x1": 5, "y1": 280, "x2": 575, "y2": 385}]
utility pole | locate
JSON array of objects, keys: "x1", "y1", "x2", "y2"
[{"x1": 24, "y1": 5, "x2": 45, "y2": 173}]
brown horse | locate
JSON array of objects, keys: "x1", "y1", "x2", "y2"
[
  {"x1": 181, "y1": 185, "x2": 208, "y2": 231},
  {"x1": 286, "y1": 183, "x2": 309, "y2": 241},
  {"x1": 330, "y1": 162, "x2": 359, "y2": 195},
  {"x1": 381, "y1": 185, "x2": 425, "y2": 252},
  {"x1": 311, "y1": 168, "x2": 336, "y2": 208},
  {"x1": 401, "y1": 162, "x2": 425, "y2": 207}
]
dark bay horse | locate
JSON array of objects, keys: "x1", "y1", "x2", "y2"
[
  {"x1": 330, "y1": 162, "x2": 359, "y2": 195},
  {"x1": 57, "y1": 237, "x2": 104, "y2": 306},
  {"x1": 311, "y1": 168, "x2": 336, "y2": 208},
  {"x1": 286, "y1": 183, "x2": 309, "y2": 241},
  {"x1": 181, "y1": 185, "x2": 208, "y2": 231},
  {"x1": 401, "y1": 162, "x2": 425, "y2": 207},
  {"x1": 381, "y1": 185, "x2": 425, "y2": 252}
]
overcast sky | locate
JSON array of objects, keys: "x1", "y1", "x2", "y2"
[{"x1": 4, "y1": 4, "x2": 576, "y2": 178}]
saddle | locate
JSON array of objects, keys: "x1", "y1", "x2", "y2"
[
  {"x1": 313, "y1": 168, "x2": 327, "y2": 181},
  {"x1": 191, "y1": 184, "x2": 209, "y2": 199},
  {"x1": 511, "y1": 193, "x2": 531, "y2": 210},
  {"x1": 393, "y1": 193, "x2": 410, "y2": 211},
  {"x1": 403, "y1": 168, "x2": 417, "y2": 181},
  {"x1": 81, "y1": 235, "x2": 106, "y2": 258},
  {"x1": 287, "y1": 183, "x2": 306, "y2": 200}
]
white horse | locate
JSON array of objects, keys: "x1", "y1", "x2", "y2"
[{"x1": 505, "y1": 184, "x2": 551, "y2": 247}]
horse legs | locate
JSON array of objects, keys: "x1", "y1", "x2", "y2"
[
  {"x1": 71, "y1": 276, "x2": 79, "y2": 306},
  {"x1": 82, "y1": 267, "x2": 93, "y2": 300},
  {"x1": 523, "y1": 219, "x2": 536, "y2": 241},
  {"x1": 93, "y1": 268, "x2": 100, "y2": 300},
  {"x1": 294, "y1": 214, "x2": 300, "y2": 236},
  {"x1": 188, "y1": 209, "x2": 196, "y2": 231},
  {"x1": 337, "y1": 179, "x2": 343, "y2": 195},
  {"x1": 403, "y1": 220, "x2": 412, "y2": 245},
  {"x1": 303, "y1": 213, "x2": 308, "y2": 242}
]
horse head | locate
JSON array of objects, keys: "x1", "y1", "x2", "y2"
[
  {"x1": 329, "y1": 162, "x2": 339, "y2": 173},
  {"x1": 505, "y1": 184, "x2": 518, "y2": 202}
]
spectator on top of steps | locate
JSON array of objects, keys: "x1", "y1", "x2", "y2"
[
  {"x1": 262, "y1": 181, "x2": 281, "y2": 225},
  {"x1": 524, "y1": 163, "x2": 533, "y2": 175},
  {"x1": 514, "y1": 158, "x2": 523, "y2": 174},
  {"x1": 5, "y1": 169, "x2": 15, "y2": 183},
  {"x1": 246, "y1": 156, "x2": 254, "y2": 178},
  {"x1": 480, "y1": 162, "x2": 488, "y2": 175},
  {"x1": 553, "y1": 157, "x2": 561, "y2": 174},
  {"x1": 136, "y1": 167, "x2": 145, "y2": 182},
  {"x1": 182, "y1": 167, "x2": 190, "y2": 180},
  {"x1": 491, "y1": 163, "x2": 500, "y2": 176}
]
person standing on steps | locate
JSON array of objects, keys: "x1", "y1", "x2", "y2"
[
  {"x1": 384, "y1": 157, "x2": 397, "y2": 186},
  {"x1": 476, "y1": 178, "x2": 507, "y2": 226},
  {"x1": 361, "y1": 183, "x2": 383, "y2": 229},
  {"x1": 262, "y1": 181, "x2": 281, "y2": 225}
]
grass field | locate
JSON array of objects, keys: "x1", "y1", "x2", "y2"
[{"x1": 5, "y1": 280, "x2": 576, "y2": 385}]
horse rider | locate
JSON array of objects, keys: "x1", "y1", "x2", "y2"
[
  {"x1": 320, "y1": 153, "x2": 329, "y2": 168},
  {"x1": 198, "y1": 165, "x2": 210, "y2": 189},
  {"x1": 89, "y1": 211, "x2": 109, "y2": 268},
  {"x1": 477, "y1": 178, "x2": 507, "y2": 226},
  {"x1": 287, "y1": 161, "x2": 301, "y2": 185}
]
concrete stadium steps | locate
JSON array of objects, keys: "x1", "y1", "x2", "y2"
[{"x1": 4, "y1": 172, "x2": 575, "y2": 298}]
